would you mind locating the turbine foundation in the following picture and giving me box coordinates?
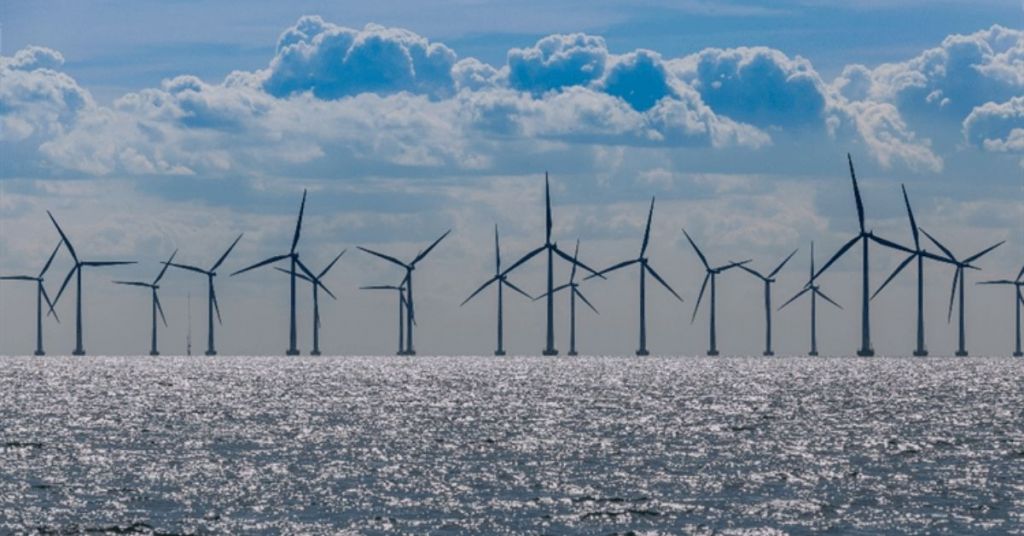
[913,350,928,357]
[494,350,506,356]
[636,349,649,356]
[955,350,968,357]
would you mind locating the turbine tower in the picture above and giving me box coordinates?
[586,197,682,355]
[683,229,750,356]
[361,282,409,355]
[113,250,177,356]
[232,190,318,356]
[920,228,1002,357]
[274,250,345,355]
[164,234,243,355]
[779,242,843,356]
[533,240,598,356]
[0,241,63,356]
[461,225,533,356]
[735,249,799,356]
[498,173,602,356]
[49,211,136,356]
[358,230,451,356]
[812,154,914,357]
[869,185,955,356]
[977,265,1024,357]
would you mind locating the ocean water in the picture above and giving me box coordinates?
[0,355,1021,534]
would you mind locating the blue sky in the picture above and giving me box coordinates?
[0,1,1022,356]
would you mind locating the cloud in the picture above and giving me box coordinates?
[962,96,1024,153]
[0,46,93,143]
[262,16,458,100]
[507,33,608,95]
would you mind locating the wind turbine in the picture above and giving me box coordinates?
[48,211,136,356]
[164,234,243,355]
[735,248,799,356]
[360,282,409,355]
[683,229,750,356]
[273,250,345,355]
[112,251,177,356]
[358,230,451,356]
[461,225,533,356]
[977,265,1024,357]
[0,241,62,356]
[232,189,319,356]
[585,197,682,355]
[779,242,843,356]
[919,228,1002,357]
[812,154,915,357]
[869,185,955,356]
[533,239,598,356]
[498,172,602,356]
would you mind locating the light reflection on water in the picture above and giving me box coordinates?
[0,355,1021,533]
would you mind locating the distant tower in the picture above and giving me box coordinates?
[187,292,193,356]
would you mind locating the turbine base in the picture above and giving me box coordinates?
[310,350,321,356]
[72,349,85,356]
[33,350,45,356]
[955,350,968,357]
[636,349,650,356]
[913,350,928,357]
[405,351,416,356]
[707,350,719,356]
[763,351,774,357]
[1014,351,1023,357]
[542,349,559,356]
[808,351,819,357]
[494,350,506,356]
[286,349,300,356]
[856,349,874,357]
[205,350,217,356]
[149,351,159,356]
[567,351,578,356]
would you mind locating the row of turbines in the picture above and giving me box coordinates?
[3,155,1021,357]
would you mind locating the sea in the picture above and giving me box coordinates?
[0,355,1021,534]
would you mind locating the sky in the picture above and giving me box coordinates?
[0,0,1022,357]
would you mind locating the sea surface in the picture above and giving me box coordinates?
[0,355,1021,534]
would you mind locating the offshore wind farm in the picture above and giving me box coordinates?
[1,4,1023,533]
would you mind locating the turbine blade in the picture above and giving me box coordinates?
[112,280,152,287]
[412,229,451,265]
[691,272,709,324]
[553,244,602,278]
[318,280,337,301]
[778,287,810,311]
[810,241,815,279]
[1017,263,1024,284]
[718,259,752,272]
[0,275,38,281]
[357,246,408,269]
[318,249,347,279]
[901,184,920,250]
[53,266,76,307]
[868,234,913,255]
[532,282,571,301]
[291,189,307,254]
[502,278,533,300]
[494,224,501,273]
[41,285,59,323]
[575,287,599,314]
[231,254,290,276]
[211,233,244,272]
[645,263,683,302]
[39,241,62,278]
[165,261,208,275]
[211,283,222,325]
[815,288,843,309]
[294,257,319,284]
[585,259,638,280]
[461,275,499,306]
[81,261,136,267]
[47,211,77,262]
[735,263,766,280]
[964,241,1004,264]
[274,266,312,283]
[545,172,552,244]
[947,267,960,323]
[155,293,167,327]
[682,229,710,270]
[768,248,799,279]
[640,197,655,256]
[569,238,580,283]
[500,245,546,277]
[813,235,860,280]
[919,227,956,262]
[976,280,1015,285]
[848,153,865,234]
[361,285,400,291]
[871,253,915,300]
[153,250,177,285]
[920,250,956,265]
